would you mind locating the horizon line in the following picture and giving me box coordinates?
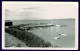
[5,18,75,21]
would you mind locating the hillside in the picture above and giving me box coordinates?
[5,32,27,47]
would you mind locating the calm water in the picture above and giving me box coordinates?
[12,19,75,48]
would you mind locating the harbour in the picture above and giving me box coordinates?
[9,19,75,47]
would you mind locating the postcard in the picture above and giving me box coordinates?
[2,1,79,50]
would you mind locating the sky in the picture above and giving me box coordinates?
[3,2,78,20]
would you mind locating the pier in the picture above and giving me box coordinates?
[9,23,55,31]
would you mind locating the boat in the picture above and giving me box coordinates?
[52,36,60,40]
[55,24,61,27]
[58,33,67,36]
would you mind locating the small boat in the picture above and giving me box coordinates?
[52,36,60,40]
[39,28,42,29]
[58,33,67,36]
[48,23,53,25]
[55,24,61,27]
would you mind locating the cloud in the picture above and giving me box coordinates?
[5,3,78,20]
[22,7,40,10]
[5,9,11,11]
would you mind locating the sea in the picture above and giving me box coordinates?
[11,19,75,48]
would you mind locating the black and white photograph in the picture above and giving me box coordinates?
[2,1,78,50]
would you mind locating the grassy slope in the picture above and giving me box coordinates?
[5,32,27,47]
[5,28,52,47]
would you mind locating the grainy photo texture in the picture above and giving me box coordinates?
[2,1,78,50]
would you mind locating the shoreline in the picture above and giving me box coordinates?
[5,28,52,47]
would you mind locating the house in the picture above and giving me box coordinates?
[5,20,13,28]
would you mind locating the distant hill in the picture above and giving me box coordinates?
[5,18,75,21]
